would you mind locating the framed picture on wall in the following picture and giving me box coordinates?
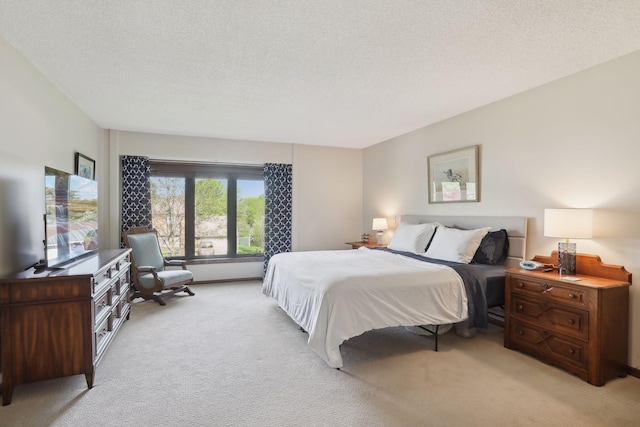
[428,145,479,203]
[75,152,95,180]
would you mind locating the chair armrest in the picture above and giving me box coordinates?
[164,259,188,270]
[133,265,162,284]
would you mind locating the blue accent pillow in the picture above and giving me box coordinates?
[472,229,509,265]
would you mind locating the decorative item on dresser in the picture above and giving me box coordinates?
[0,249,132,405]
[543,208,593,275]
[504,251,631,386]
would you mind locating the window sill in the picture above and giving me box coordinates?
[184,256,263,266]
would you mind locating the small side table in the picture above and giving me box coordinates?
[346,241,387,249]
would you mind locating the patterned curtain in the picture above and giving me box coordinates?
[263,163,293,274]
[120,156,152,247]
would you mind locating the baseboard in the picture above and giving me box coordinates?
[629,366,640,379]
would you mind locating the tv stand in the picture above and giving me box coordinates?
[0,249,132,405]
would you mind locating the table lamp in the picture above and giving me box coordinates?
[372,218,388,246]
[543,208,593,275]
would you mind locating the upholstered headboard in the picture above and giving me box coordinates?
[400,215,528,268]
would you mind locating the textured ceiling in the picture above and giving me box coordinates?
[2,1,640,148]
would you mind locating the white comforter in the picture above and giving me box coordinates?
[262,247,468,368]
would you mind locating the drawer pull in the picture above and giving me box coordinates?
[542,283,548,289]
[568,319,575,325]
[568,293,576,299]
[517,304,523,311]
[568,348,575,354]
[518,330,524,335]
[518,282,524,288]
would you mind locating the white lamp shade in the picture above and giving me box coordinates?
[372,217,388,231]
[544,209,593,239]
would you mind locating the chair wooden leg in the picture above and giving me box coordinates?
[132,284,194,306]
[151,294,167,306]
[133,290,166,306]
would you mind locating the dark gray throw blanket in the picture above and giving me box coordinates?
[374,248,490,328]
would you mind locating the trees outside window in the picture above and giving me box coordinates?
[150,177,185,256]
[237,180,265,254]
[150,162,264,259]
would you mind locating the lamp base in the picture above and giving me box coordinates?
[376,232,383,246]
[558,242,577,275]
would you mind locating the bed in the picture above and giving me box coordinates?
[262,215,528,368]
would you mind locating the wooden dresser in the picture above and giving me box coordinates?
[0,249,131,405]
[504,252,631,386]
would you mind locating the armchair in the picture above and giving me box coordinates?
[122,226,195,305]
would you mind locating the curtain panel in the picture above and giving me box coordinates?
[120,155,152,248]
[263,163,293,274]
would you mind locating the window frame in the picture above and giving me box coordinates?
[150,160,264,261]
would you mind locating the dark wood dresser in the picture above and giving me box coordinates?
[504,252,631,386]
[0,249,131,405]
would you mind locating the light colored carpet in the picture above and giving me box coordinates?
[2,281,639,426]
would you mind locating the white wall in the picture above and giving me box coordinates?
[109,130,363,281]
[362,50,640,369]
[0,36,104,276]
[292,144,363,251]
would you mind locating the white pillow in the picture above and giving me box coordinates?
[387,222,439,253]
[424,226,491,263]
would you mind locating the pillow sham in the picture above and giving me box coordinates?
[472,229,509,265]
[387,222,439,253]
[423,226,491,263]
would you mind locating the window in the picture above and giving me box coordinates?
[150,161,265,259]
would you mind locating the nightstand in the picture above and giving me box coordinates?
[346,241,387,249]
[504,252,631,386]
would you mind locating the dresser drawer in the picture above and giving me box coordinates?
[509,320,588,371]
[510,295,589,340]
[95,316,112,356]
[119,300,131,320]
[114,298,124,318]
[114,273,130,297]
[509,275,589,309]
[92,266,114,293]
[93,288,112,324]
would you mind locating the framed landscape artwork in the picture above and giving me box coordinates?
[428,145,479,203]
[75,152,95,180]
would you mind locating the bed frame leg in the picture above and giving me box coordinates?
[416,324,440,351]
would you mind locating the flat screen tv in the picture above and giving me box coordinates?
[44,166,99,268]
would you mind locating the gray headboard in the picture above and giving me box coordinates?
[400,215,528,268]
